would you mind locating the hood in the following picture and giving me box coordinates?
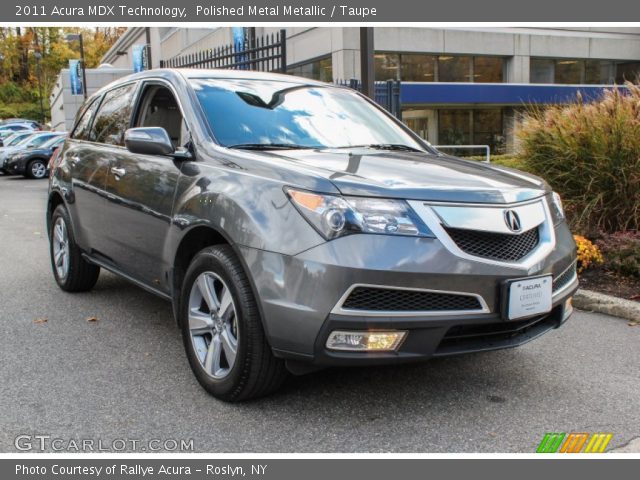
[262,149,548,204]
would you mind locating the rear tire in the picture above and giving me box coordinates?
[180,245,288,401]
[49,205,100,292]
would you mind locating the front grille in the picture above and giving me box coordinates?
[553,262,577,293]
[341,287,483,312]
[444,226,540,261]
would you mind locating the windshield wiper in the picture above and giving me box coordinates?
[333,143,424,152]
[228,143,321,151]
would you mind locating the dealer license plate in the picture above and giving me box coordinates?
[506,275,552,320]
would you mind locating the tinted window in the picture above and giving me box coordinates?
[474,57,503,83]
[287,57,333,82]
[71,98,100,141]
[43,136,66,148]
[438,56,471,82]
[90,83,137,146]
[24,134,58,148]
[5,133,33,145]
[401,54,436,82]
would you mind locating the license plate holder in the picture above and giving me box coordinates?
[501,275,553,320]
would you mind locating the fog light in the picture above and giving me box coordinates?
[326,330,407,352]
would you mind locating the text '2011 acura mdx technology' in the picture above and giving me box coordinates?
[47,69,578,401]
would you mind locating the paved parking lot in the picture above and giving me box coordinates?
[0,174,638,453]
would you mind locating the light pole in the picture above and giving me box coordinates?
[33,51,45,124]
[64,33,88,100]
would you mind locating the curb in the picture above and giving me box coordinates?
[573,289,640,322]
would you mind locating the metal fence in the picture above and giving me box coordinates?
[335,79,402,120]
[160,29,287,73]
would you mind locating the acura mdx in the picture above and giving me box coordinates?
[47,69,578,401]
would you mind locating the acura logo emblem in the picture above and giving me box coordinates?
[504,210,522,232]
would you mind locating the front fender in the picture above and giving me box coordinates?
[169,162,325,256]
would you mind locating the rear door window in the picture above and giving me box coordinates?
[90,83,137,146]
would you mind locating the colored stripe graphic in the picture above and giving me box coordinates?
[537,433,566,453]
[584,433,613,453]
[560,433,589,453]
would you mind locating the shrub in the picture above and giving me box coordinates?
[574,235,604,273]
[596,232,640,278]
[516,83,640,234]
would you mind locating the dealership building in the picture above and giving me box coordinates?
[97,27,640,154]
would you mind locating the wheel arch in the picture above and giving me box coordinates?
[170,224,274,346]
[46,190,66,235]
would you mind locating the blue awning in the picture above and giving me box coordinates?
[400,82,624,106]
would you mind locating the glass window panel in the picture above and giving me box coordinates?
[438,109,471,145]
[555,59,584,84]
[585,60,615,84]
[71,98,100,141]
[615,61,640,84]
[473,109,504,153]
[474,57,504,83]
[288,57,333,82]
[90,83,137,145]
[374,53,400,81]
[438,56,471,82]
[400,54,436,82]
[530,58,555,84]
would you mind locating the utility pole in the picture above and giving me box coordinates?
[360,27,375,99]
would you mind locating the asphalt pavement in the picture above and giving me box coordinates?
[0,174,638,453]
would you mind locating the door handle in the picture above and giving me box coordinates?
[111,167,126,178]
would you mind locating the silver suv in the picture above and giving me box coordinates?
[47,70,578,401]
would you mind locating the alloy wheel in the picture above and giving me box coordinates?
[188,272,239,380]
[52,217,70,280]
[31,161,47,179]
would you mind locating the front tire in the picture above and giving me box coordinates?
[180,245,288,401]
[27,159,47,179]
[49,205,100,292]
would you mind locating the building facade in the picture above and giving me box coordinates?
[101,27,640,153]
[49,66,132,131]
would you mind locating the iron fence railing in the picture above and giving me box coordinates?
[160,29,287,73]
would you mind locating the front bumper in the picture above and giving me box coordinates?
[4,158,27,175]
[238,221,577,366]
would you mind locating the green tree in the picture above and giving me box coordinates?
[0,27,125,123]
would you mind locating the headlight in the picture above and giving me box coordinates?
[549,191,565,225]
[286,188,434,240]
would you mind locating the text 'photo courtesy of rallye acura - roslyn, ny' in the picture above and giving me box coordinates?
[46,69,578,402]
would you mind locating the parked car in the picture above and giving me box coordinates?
[4,134,67,178]
[0,132,42,172]
[1,132,65,173]
[0,131,36,149]
[47,70,578,401]
[0,118,42,129]
[0,123,36,145]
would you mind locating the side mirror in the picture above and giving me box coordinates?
[124,127,176,157]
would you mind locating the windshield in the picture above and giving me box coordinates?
[190,78,429,151]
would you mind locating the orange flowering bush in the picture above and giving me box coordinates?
[574,235,604,273]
